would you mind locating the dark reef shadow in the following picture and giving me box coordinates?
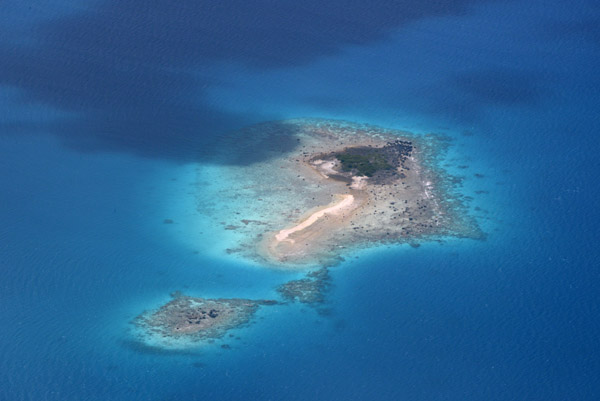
[545,16,600,47]
[424,69,549,128]
[1,0,493,164]
[452,69,547,106]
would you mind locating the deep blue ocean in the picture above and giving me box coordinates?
[1,1,599,400]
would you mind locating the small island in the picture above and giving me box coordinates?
[212,118,482,267]
[132,292,276,349]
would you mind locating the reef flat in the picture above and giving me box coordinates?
[132,292,276,349]
[209,118,483,268]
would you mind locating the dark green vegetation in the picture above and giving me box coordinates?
[314,140,412,184]
[336,151,393,177]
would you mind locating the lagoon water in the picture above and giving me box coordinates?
[1,0,599,400]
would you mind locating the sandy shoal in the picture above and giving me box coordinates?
[275,194,355,242]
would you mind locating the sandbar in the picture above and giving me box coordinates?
[275,194,355,242]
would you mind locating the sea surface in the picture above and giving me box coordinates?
[1,1,599,400]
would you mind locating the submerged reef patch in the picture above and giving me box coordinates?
[277,268,331,304]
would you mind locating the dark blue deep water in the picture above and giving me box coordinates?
[1,1,599,400]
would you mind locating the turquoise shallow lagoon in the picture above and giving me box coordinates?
[1,0,599,400]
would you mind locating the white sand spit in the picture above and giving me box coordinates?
[275,194,354,242]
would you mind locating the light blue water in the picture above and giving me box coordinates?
[1,0,599,400]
